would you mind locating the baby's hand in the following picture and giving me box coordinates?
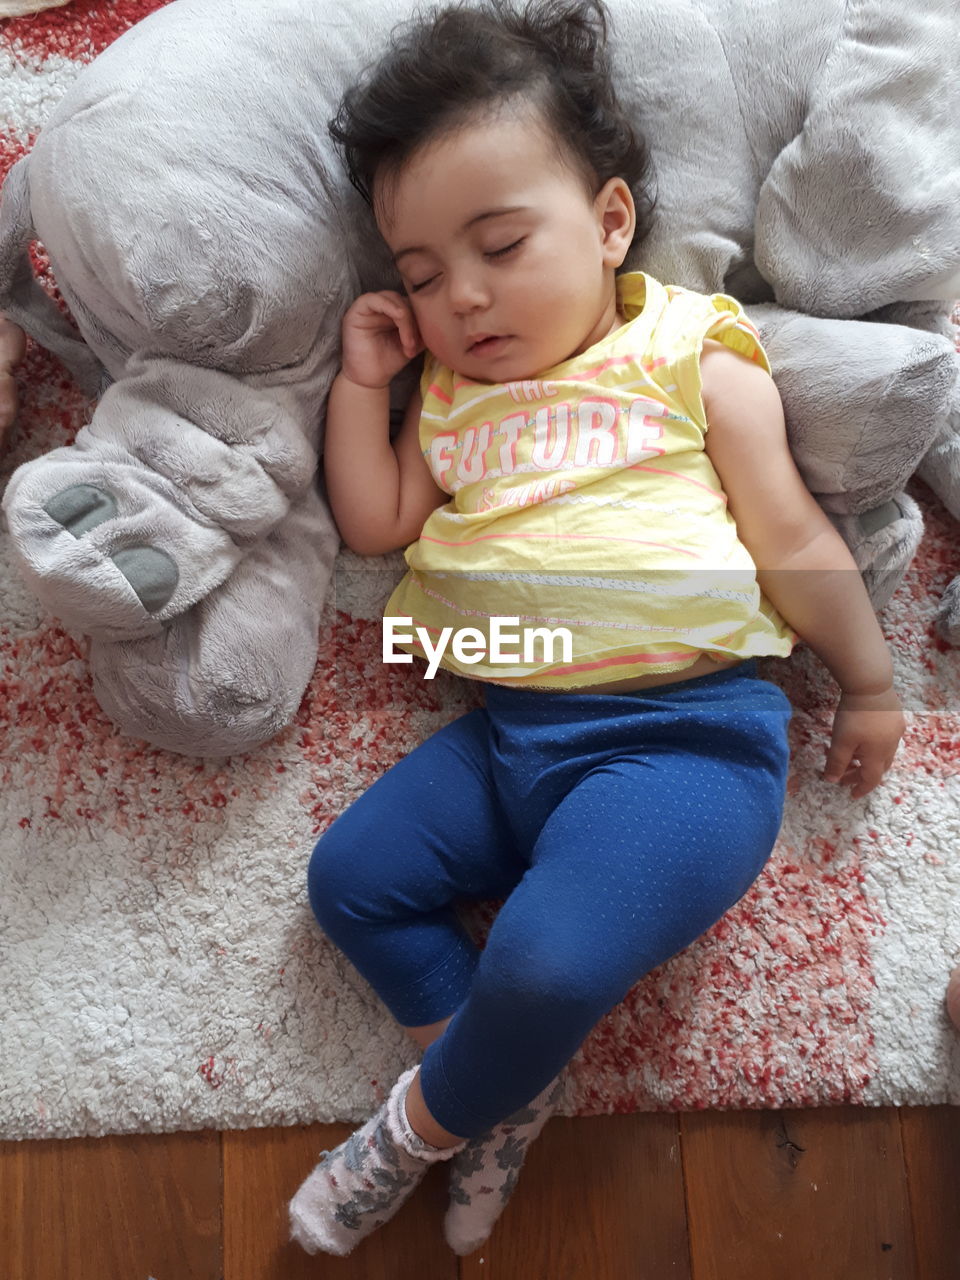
[0,314,27,444]
[340,291,424,390]
[822,686,905,799]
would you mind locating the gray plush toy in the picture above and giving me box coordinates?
[1,0,958,757]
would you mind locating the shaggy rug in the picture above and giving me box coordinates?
[1,0,959,1142]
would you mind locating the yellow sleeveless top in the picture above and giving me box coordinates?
[384,271,796,687]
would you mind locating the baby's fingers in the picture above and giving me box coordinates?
[848,759,885,799]
[827,747,895,799]
[822,738,857,784]
[378,292,423,357]
[352,292,422,357]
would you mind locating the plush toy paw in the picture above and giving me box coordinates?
[916,386,960,642]
[2,355,320,642]
[824,492,924,613]
[88,483,338,756]
[3,444,246,641]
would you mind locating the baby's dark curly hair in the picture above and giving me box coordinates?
[329,0,656,252]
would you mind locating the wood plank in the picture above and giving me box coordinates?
[223,1121,458,1279]
[899,1105,960,1280]
[459,1113,691,1279]
[2,1105,956,1279]
[682,1107,918,1280]
[0,1130,221,1280]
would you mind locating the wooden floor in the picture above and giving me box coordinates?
[2,1105,959,1279]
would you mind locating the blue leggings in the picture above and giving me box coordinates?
[307,661,791,1139]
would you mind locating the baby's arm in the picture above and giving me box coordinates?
[324,292,448,555]
[700,340,905,798]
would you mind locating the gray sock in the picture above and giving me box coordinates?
[289,1066,466,1257]
[444,1074,564,1255]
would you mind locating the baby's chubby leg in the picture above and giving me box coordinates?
[404,1017,462,1147]
[405,1013,565,1256]
[290,709,527,1255]
[422,683,791,1250]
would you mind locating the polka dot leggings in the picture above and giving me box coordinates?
[308,660,791,1139]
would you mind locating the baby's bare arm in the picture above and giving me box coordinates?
[324,291,447,555]
[701,341,904,796]
[700,342,892,689]
[324,379,447,555]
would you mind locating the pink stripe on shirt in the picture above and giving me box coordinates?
[533,648,704,678]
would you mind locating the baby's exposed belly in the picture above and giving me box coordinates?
[552,651,742,694]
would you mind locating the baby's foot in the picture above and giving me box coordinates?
[0,315,27,443]
[289,1066,466,1257]
[444,1074,564,1255]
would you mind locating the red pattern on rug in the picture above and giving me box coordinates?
[0,0,172,62]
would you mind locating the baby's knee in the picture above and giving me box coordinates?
[306,817,365,934]
[306,799,403,940]
[480,928,630,1021]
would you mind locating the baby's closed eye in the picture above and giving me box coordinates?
[485,238,525,260]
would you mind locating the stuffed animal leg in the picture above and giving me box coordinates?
[750,304,957,610]
[867,300,960,644]
[88,479,339,757]
[2,355,319,642]
[916,392,960,644]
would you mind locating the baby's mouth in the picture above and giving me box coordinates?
[468,334,511,356]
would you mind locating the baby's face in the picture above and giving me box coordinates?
[375,109,633,383]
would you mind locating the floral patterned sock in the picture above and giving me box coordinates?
[289,1066,466,1257]
[444,1074,564,1255]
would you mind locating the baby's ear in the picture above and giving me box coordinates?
[597,178,636,267]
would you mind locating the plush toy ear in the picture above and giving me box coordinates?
[754,3,960,316]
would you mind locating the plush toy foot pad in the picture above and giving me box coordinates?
[43,483,180,613]
[2,448,245,641]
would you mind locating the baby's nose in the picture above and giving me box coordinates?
[449,270,491,315]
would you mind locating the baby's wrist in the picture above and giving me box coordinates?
[836,650,895,700]
[837,684,900,709]
[336,369,391,394]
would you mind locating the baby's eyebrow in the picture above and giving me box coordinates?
[392,206,529,265]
